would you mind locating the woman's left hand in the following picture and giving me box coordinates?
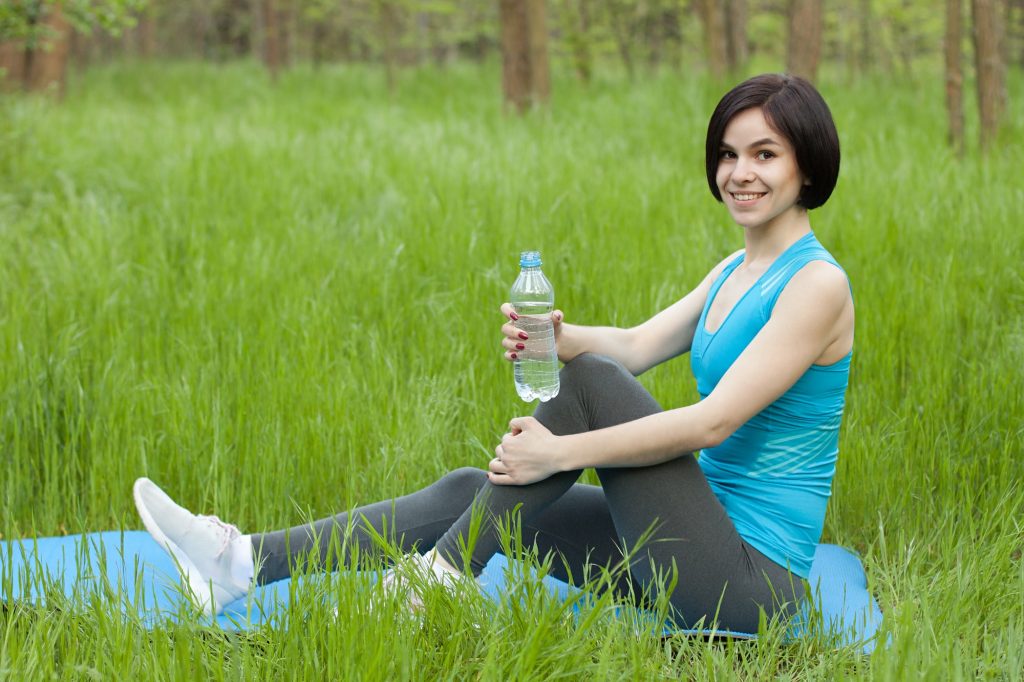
[488,416,564,486]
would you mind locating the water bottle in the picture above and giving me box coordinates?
[510,250,560,402]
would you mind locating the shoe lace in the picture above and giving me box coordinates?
[198,515,241,558]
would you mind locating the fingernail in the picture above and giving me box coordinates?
[510,312,519,321]
[510,352,518,360]
[518,332,528,340]
[515,343,525,350]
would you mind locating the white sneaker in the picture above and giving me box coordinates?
[379,549,476,611]
[133,477,253,616]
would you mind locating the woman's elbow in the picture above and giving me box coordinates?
[700,412,738,449]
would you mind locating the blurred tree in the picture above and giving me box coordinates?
[499,0,549,113]
[725,0,748,73]
[945,0,965,156]
[0,0,144,93]
[697,0,727,78]
[527,0,549,101]
[262,0,283,79]
[603,0,636,78]
[377,0,401,92]
[972,0,1007,149]
[786,0,822,82]
[553,0,593,83]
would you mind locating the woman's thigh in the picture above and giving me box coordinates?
[539,353,803,630]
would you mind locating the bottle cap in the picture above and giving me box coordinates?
[519,251,542,268]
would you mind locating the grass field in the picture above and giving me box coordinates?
[1,61,1022,679]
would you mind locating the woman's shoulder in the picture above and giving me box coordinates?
[705,248,745,283]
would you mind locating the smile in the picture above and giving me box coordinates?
[731,192,766,202]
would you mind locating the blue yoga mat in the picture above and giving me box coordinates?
[1,531,882,654]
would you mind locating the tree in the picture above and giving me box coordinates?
[697,0,727,78]
[945,0,965,156]
[787,0,823,82]
[554,0,593,84]
[972,0,1007,149]
[262,0,282,79]
[0,0,144,93]
[725,0,748,73]
[498,0,549,113]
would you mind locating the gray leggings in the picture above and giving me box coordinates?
[252,353,804,631]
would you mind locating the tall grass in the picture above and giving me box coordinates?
[1,60,1022,678]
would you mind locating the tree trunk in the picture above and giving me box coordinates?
[27,3,71,95]
[380,1,400,94]
[972,0,1007,149]
[0,40,26,92]
[312,19,326,69]
[500,0,531,113]
[605,0,635,79]
[278,0,292,67]
[1017,0,1024,66]
[858,0,872,74]
[787,0,823,82]
[725,0,749,73]
[137,6,157,58]
[946,0,965,156]
[526,0,550,104]
[262,0,282,80]
[698,0,728,79]
[567,0,593,84]
[499,0,550,112]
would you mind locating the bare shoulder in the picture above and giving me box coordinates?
[778,260,853,318]
[701,248,745,287]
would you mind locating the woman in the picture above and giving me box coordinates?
[134,73,852,633]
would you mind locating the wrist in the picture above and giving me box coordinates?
[555,433,580,472]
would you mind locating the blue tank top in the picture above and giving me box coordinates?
[690,231,851,578]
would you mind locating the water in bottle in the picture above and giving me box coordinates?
[510,250,560,402]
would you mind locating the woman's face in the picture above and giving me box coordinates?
[715,107,807,232]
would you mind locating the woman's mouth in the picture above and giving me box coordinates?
[731,192,766,204]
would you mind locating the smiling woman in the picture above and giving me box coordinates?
[133,73,856,635]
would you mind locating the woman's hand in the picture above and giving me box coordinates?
[500,303,564,362]
[488,417,564,486]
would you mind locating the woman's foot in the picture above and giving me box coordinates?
[133,477,254,615]
[381,548,476,610]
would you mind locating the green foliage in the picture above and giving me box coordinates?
[0,0,147,47]
[0,61,1022,678]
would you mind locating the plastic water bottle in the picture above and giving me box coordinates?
[511,250,560,402]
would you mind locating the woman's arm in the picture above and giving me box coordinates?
[500,251,739,376]
[489,261,853,484]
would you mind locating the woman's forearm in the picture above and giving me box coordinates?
[557,323,646,374]
[556,403,727,471]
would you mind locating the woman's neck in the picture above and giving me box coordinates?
[740,210,812,269]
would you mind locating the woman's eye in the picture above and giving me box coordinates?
[720,150,736,159]
[756,150,775,160]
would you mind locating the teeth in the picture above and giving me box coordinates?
[733,193,765,201]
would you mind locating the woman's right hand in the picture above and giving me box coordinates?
[500,302,564,362]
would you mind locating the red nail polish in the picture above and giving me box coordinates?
[510,312,519,321]
[516,343,525,350]
[510,352,518,360]
[519,332,528,340]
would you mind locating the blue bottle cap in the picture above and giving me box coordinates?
[519,251,542,267]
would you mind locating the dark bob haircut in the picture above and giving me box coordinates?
[705,74,840,210]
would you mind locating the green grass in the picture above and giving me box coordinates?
[1,60,1022,679]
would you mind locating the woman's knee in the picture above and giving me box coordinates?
[436,466,488,494]
[561,352,632,384]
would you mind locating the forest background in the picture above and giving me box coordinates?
[1,0,1022,679]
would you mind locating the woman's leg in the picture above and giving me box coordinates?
[436,353,803,632]
[251,467,487,584]
[431,353,665,575]
[254,353,656,584]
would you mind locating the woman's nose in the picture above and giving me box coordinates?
[733,156,756,182]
